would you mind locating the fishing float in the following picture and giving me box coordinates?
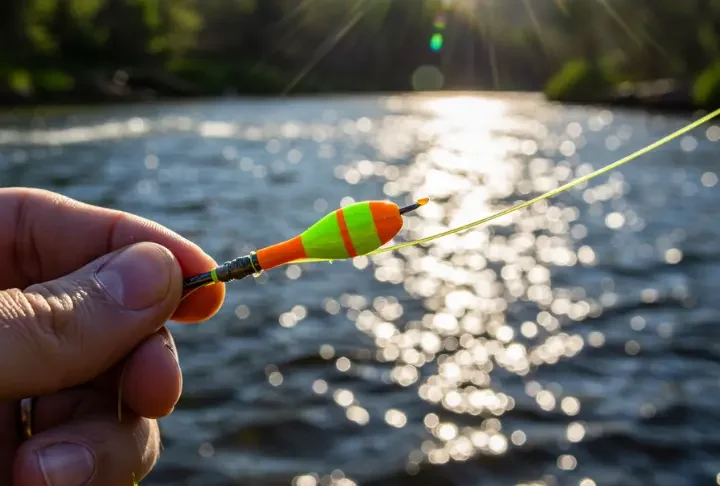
[182,198,429,293]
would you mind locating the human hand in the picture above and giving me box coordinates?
[0,187,225,485]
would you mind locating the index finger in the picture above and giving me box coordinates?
[0,187,224,323]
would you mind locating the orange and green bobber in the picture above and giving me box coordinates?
[182,198,428,292]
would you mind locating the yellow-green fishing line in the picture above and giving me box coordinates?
[361,107,720,256]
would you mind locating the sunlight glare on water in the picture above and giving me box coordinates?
[301,94,719,485]
[322,94,605,481]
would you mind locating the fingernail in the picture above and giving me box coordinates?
[95,243,174,310]
[37,442,95,486]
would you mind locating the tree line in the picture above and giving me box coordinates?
[1,0,719,107]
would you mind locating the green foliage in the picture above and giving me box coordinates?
[1,67,74,96]
[166,58,328,94]
[70,0,103,24]
[598,51,628,84]
[166,59,229,93]
[131,0,160,29]
[692,60,720,108]
[699,22,720,57]
[544,59,612,101]
[36,69,74,92]
[2,0,720,102]
[165,4,203,54]
[25,0,59,53]
[26,24,57,53]
[8,69,33,94]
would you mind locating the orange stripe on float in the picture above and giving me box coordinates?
[336,209,358,257]
[256,235,307,270]
[369,201,401,244]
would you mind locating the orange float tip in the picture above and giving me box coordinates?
[399,197,429,215]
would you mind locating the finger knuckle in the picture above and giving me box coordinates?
[0,280,98,384]
[28,279,97,345]
[0,288,54,343]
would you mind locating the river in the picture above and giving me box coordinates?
[1,93,719,486]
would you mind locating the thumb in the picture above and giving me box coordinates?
[0,242,182,401]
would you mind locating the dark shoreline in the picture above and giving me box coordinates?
[0,91,711,117]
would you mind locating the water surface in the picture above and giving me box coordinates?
[1,93,720,486]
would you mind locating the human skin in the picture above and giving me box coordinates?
[0,187,225,486]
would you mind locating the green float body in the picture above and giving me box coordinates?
[255,200,403,270]
[297,200,403,261]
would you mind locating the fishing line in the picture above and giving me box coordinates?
[365,107,720,255]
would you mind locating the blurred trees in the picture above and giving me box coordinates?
[1,0,719,107]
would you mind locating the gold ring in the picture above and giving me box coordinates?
[19,397,33,440]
